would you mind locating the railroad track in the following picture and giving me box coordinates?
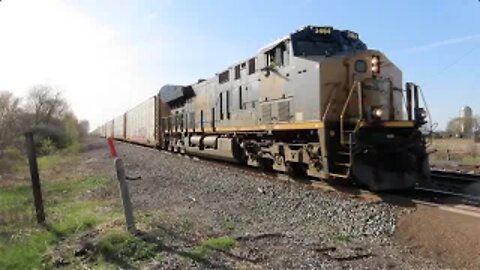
[431,169,480,183]
[193,151,480,208]
[412,187,480,207]
[428,169,480,196]
[127,141,480,212]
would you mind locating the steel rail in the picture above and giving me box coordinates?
[431,170,480,181]
[414,186,480,205]
[431,170,480,183]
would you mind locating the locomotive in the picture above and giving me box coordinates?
[97,26,431,191]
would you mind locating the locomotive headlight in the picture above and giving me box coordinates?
[371,56,380,74]
[372,107,383,118]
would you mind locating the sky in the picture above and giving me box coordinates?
[0,0,479,130]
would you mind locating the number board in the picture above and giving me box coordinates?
[346,31,359,40]
[313,26,333,35]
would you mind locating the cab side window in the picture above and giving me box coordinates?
[266,42,289,67]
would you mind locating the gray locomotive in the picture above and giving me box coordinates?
[98,26,431,191]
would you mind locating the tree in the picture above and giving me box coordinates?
[446,117,462,135]
[26,85,68,125]
[446,116,478,137]
[0,91,22,149]
[475,115,480,132]
[78,120,90,138]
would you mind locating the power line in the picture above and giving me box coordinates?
[431,44,479,78]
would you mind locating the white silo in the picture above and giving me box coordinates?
[460,106,473,136]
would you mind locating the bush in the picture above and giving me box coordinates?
[39,138,56,156]
[0,147,25,174]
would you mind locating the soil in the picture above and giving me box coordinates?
[395,204,480,269]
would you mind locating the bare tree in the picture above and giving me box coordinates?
[475,115,480,132]
[78,120,90,138]
[0,91,22,149]
[26,85,68,125]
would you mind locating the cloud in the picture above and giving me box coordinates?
[0,0,154,128]
[399,34,480,54]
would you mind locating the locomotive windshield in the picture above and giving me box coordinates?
[291,26,367,57]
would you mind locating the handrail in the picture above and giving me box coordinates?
[340,81,362,145]
[321,85,339,122]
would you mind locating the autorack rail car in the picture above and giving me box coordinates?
[93,25,431,191]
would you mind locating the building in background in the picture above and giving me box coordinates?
[459,106,474,137]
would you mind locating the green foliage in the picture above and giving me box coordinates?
[201,236,235,250]
[37,153,62,170]
[65,141,82,154]
[0,146,25,173]
[0,230,55,269]
[63,114,80,146]
[0,175,116,269]
[48,202,105,237]
[96,231,157,264]
[223,220,235,231]
[39,138,57,156]
[446,116,478,136]
[189,236,235,259]
[332,232,350,242]
[0,88,89,175]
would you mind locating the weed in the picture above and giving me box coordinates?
[96,231,157,265]
[47,201,110,237]
[332,232,350,242]
[223,220,235,230]
[202,236,235,250]
[188,236,235,259]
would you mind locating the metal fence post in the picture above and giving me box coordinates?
[24,132,46,224]
[114,158,136,233]
[107,137,136,233]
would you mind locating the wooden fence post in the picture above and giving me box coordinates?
[25,132,46,224]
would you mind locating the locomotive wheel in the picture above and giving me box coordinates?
[287,162,307,178]
[258,158,273,171]
[348,174,368,189]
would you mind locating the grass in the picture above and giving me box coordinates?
[36,141,82,171]
[0,174,118,269]
[332,232,350,242]
[48,201,114,237]
[37,154,63,170]
[188,236,236,259]
[461,156,480,165]
[95,231,158,266]
[0,230,56,269]
[429,138,480,162]
[223,220,235,231]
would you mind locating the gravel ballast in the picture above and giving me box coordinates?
[92,139,441,269]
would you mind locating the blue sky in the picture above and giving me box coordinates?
[1,0,479,129]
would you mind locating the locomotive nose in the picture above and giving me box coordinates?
[346,52,403,122]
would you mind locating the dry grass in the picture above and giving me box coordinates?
[428,138,480,163]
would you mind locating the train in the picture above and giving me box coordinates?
[92,25,431,191]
